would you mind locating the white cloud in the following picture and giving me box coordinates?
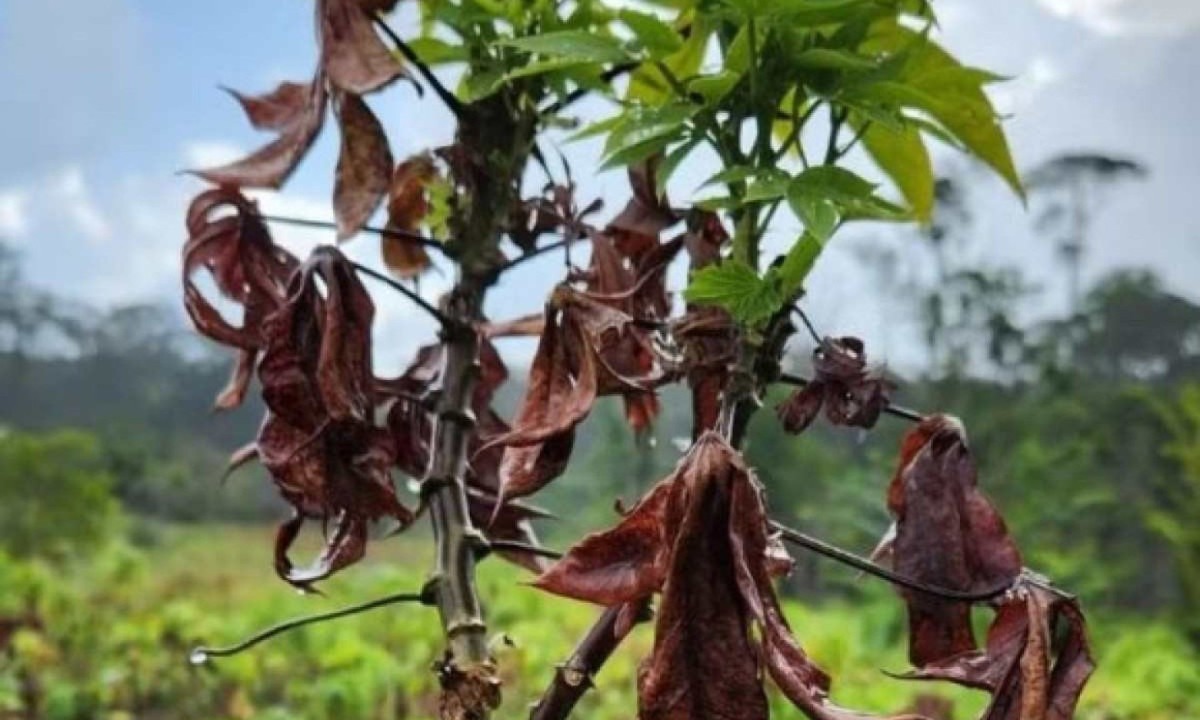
[1037,0,1200,36]
[0,190,30,240]
[55,167,113,244]
[183,141,246,171]
[991,55,1064,114]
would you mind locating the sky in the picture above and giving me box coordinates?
[0,0,1197,373]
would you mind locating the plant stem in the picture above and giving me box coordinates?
[425,292,500,716]
[373,14,467,118]
[352,262,451,327]
[256,212,448,251]
[191,592,426,661]
[770,522,1014,602]
[529,601,652,720]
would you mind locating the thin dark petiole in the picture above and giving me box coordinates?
[371,15,467,118]
[770,521,1012,602]
[256,213,447,251]
[791,306,823,345]
[189,591,426,663]
[351,262,452,328]
[487,540,564,560]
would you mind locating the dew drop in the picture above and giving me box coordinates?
[189,649,210,666]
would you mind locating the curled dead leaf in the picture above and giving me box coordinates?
[333,92,394,239]
[777,336,894,434]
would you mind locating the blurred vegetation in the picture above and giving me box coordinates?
[1,156,1199,716]
[0,529,1196,720]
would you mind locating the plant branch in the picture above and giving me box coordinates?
[492,234,592,278]
[351,262,453,328]
[770,521,1014,603]
[190,591,427,662]
[791,306,822,345]
[256,213,450,251]
[486,540,563,561]
[529,600,652,720]
[372,14,467,118]
[823,106,848,165]
[541,62,639,117]
[778,372,926,423]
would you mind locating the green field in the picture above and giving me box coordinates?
[0,524,1196,720]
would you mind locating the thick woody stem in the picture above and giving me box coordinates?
[422,287,506,720]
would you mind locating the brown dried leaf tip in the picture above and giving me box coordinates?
[883,415,1094,720]
[535,433,919,720]
[777,336,894,433]
[255,246,413,591]
[194,0,403,238]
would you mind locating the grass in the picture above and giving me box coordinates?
[0,523,1196,719]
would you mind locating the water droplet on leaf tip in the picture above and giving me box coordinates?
[189,649,209,666]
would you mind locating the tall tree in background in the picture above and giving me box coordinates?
[1026,153,1147,315]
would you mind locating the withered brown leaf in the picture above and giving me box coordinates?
[885,415,1024,666]
[196,75,328,189]
[333,92,394,239]
[777,336,894,434]
[381,153,437,277]
[608,158,678,260]
[255,246,412,589]
[536,433,919,720]
[485,287,663,501]
[896,578,1094,720]
[318,0,406,95]
[182,188,297,409]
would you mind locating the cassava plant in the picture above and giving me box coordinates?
[181,0,1094,718]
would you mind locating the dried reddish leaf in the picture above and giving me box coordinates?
[181,188,297,409]
[486,287,664,500]
[608,158,678,260]
[777,337,894,434]
[333,92,393,239]
[380,153,437,277]
[223,81,312,131]
[537,434,917,720]
[885,415,1023,666]
[896,579,1094,720]
[672,307,737,438]
[254,246,411,589]
[318,0,406,95]
[196,76,327,189]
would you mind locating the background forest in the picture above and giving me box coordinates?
[2,150,1199,717]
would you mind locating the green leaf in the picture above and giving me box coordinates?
[744,169,793,202]
[774,233,825,296]
[786,165,908,236]
[855,116,934,222]
[794,48,879,72]
[628,17,710,103]
[688,71,743,104]
[499,31,632,64]
[619,9,683,57]
[787,190,840,242]
[505,57,594,81]
[685,260,783,326]
[767,0,877,24]
[603,103,695,156]
[701,165,758,187]
[656,135,703,189]
[855,22,1024,198]
[405,37,468,65]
